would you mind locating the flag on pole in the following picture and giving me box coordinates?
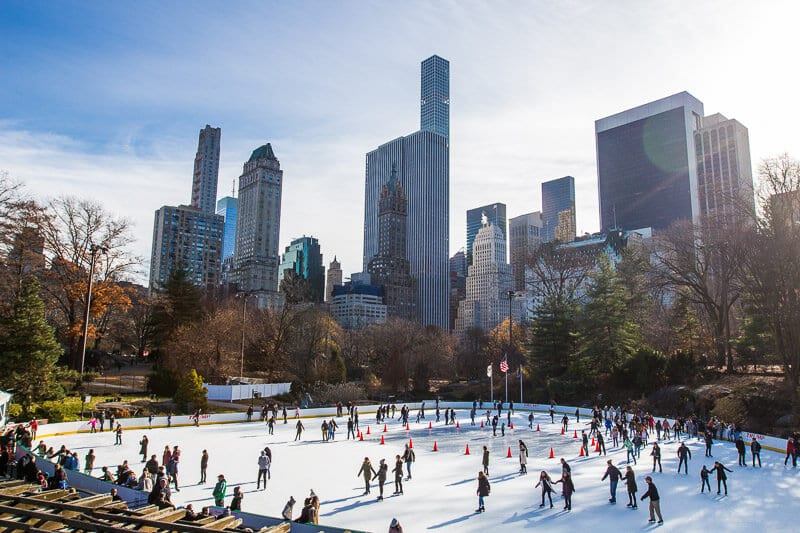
[500,355,509,373]
[486,364,492,377]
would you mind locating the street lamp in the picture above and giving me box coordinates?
[79,243,107,419]
[237,293,254,379]
[505,290,522,403]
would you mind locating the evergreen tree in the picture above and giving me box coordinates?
[529,296,579,381]
[174,368,208,411]
[0,277,64,414]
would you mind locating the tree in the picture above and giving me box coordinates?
[174,369,208,411]
[0,277,65,414]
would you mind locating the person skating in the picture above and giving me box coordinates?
[388,517,404,533]
[139,435,148,462]
[391,455,404,495]
[357,457,376,495]
[677,441,692,474]
[257,451,269,490]
[534,470,555,508]
[561,414,569,432]
[482,446,490,476]
[650,442,662,473]
[735,435,747,466]
[230,486,243,511]
[475,470,490,512]
[713,461,732,495]
[518,440,528,474]
[402,443,415,480]
[200,450,208,484]
[785,437,796,467]
[582,431,589,456]
[114,423,123,445]
[167,453,179,491]
[601,459,622,503]
[704,431,713,457]
[295,419,305,441]
[624,436,637,465]
[597,432,606,455]
[624,465,638,508]
[751,438,762,467]
[267,416,275,435]
[282,496,296,520]
[213,474,226,506]
[528,412,534,429]
[84,449,96,474]
[373,459,388,500]
[554,470,575,510]
[700,465,711,493]
[640,476,663,524]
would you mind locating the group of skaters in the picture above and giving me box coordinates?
[355,443,416,501]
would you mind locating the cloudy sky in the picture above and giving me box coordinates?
[2,1,799,283]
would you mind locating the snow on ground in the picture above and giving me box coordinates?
[49,409,799,532]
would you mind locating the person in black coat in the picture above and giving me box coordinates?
[677,442,692,474]
[751,439,762,467]
[735,436,747,466]
[713,461,732,495]
[624,465,638,508]
[650,443,662,473]
[700,465,711,493]
[476,471,490,513]
[534,470,555,508]
[640,476,662,523]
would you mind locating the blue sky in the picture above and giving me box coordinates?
[2,1,800,282]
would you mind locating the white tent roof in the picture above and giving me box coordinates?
[0,390,10,405]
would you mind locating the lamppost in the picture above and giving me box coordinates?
[505,290,522,404]
[80,243,107,419]
[238,293,254,379]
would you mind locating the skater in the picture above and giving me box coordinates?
[257,451,269,490]
[357,457,376,495]
[282,496,296,520]
[482,446,490,476]
[347,418,355,440]
[84,449,95,474]
[267,416,275,435]
[677,442,692,474]
[329,418,337,440]
[597,432,606,455]
[295,419,305,441]
[704,431,713,457]
[213,474,226,507]
[475,471,490,512]
[640,476,663,524]
[391,455,404,495]
[582,431,589,456]
[230,486,243,511]
[114,423,123,445]
[534,470,555,508]
[554,470,575,510]
[167,454,179,491]
[785,437,796,467]
[624,436,636,464]
[518,440,528,474]
[148,414,153,429]
[650,442,662,472]
[139,435,149,462]
[549,405,555,423]
[528,412,534,429]
[200,450,208,484]
[561,414,569,432]
[735,435,747,466]
[321,420,329,442]
[402,443,415,480]
[373,459,388,500]
[751,438,762,467]
[624,465,638,508]
[601,459,622,503]
[700,465,711,493]
[713,461,732,495]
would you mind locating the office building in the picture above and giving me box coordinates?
[509,211,542,292]
[232,143,283,297]
[149,205,224,293]
[363,55,450,329]
[330,282,387,330]
[421,55,450,138]
[326,256,342,303]
[278,236,325,303]
[596,91,704,232]
[368,165,416,321]
[215,196,238,260]
[694,113,755,223]
[191,125,221,215]
[466,203,506,265]
[541,176,575,243]
[449,250,466,332]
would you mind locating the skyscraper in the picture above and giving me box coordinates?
[368,165,416,321]
[191,125,221,215]
[326,256,342,303]
[278,236,325,303]
[466,203,506,265]
[596,91,704,232]
[694,113,755,222]
[363,55,450,329]
[509,211,542,292]
[421,55,450,138]
[215,196,238,260]
[232,143,283,297]
[541,176,575,243]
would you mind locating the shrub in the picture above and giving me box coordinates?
[313,383,365,405]
[7,403,23,420]
[36,400,70,422]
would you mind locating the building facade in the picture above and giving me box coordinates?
[421,55,450,138]
[509,211,542,292]
[149,205,224,293]
[191,125,221,215]
[325,256,342,303]
[466,203,506,265]
[596,91,704,232]
[215,196,238,260]
[694,113,755,223]
[330,283,387,329]
[278,236,325,303]
[449,250,466,332]
[541,176,575,243]
[232,143,283,296]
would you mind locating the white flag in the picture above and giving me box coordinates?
[487,364,492,377]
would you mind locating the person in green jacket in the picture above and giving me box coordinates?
[213,474,227,506]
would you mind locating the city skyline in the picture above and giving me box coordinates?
[2,1,800,283]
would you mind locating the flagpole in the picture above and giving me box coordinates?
[519,367,523,404]
[490,372,493,404]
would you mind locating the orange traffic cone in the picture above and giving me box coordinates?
[359,431,364,441]
[456,421,460,429]
[536,423,540,432]
[591,436,595,446]
[561,427,565,435]
[465,443,471,455]
[406,423,410,431]
[506,447,512,458]
[509,422,514,429]
[595,441,600,452]
[380,435,385,445]
[428,421,432,429]
[579,446,585,457]
[409,438,413,449]
[383,424,387,433]
[548,447,555,459]
[573,430,577,439]
[433,441,438,452]
[367,426,371,435]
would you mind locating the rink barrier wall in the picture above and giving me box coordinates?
[203,382,292,401]
[32,401,789,454]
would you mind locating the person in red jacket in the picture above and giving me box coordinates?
[785,438,796,467]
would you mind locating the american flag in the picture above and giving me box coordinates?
[500,355,509,373]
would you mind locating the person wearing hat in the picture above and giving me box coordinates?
[601,459,622,503]
[388,517,403,533]
[356,457,376,495]
[640,476,662,524]
[212,474,227,507]
[373,459,388,500]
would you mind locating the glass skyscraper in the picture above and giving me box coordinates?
[421,55,450,138]
[215,196,238,260]
[278,236,325,303]
[466,203,506,265]
[541,176,576,243]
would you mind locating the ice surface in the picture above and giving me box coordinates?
[49,409,800,532]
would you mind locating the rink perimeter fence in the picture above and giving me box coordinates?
[203,382,292,402]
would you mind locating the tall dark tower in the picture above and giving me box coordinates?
[368,164,416,321]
